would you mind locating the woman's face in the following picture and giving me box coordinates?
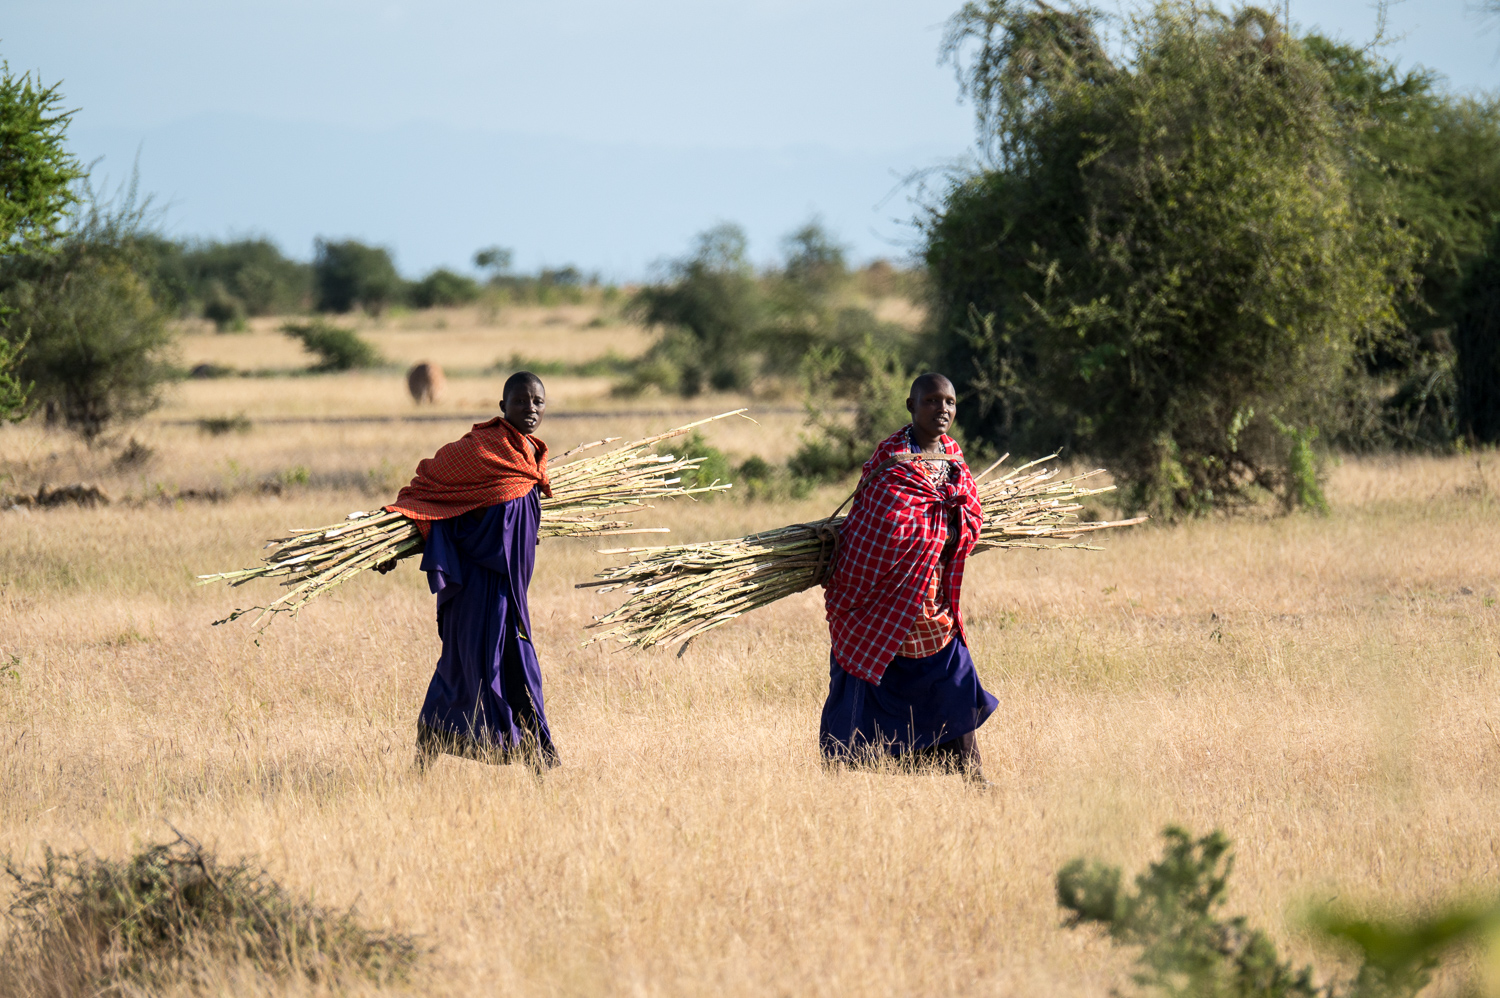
[502,379,546,434]
[907,378,956,443]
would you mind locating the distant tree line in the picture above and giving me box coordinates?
[8,2,1495,511]
[619,219,930,488]
[923,0,1500,516]
[0,51,625,442]
[0,43,923,451]
[134,236,608,330]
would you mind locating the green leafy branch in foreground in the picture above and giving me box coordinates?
[1058,826,1500,998]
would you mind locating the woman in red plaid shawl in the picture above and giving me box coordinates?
[820,373,998,781]
[386,372,558,771]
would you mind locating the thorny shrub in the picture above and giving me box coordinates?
[0,832,419,996]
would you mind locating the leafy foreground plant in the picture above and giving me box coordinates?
[0,832,418,996]
[1058,826,1500,998]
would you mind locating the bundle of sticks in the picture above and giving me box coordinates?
[579,454,1146,652]
[198,411,745,627]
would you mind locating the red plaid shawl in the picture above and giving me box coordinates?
[823,427,983,684]
[386,417,551,539]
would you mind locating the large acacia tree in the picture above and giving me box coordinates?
[926,2,1415,515]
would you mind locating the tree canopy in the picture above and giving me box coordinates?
[626,223,765,395]
[0,63,82,261]
[313,238,403,315]
[926,1,1423,515]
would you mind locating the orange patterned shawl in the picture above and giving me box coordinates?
[386,417,551,539]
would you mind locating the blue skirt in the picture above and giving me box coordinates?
[819,638,998,760]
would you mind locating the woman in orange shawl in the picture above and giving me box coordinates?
[386,372,557,770]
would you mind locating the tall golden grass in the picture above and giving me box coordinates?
[1,324,1498,994]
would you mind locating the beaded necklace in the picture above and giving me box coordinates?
[907,426,952,487]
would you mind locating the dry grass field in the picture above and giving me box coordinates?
[182,305,656,373]
[1,308,1498,995]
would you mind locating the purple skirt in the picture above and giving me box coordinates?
[819,638,997,760]
[416,490,556,765]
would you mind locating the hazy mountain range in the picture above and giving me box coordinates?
[73,114,970,280]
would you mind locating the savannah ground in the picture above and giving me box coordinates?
[1,303,1498,996]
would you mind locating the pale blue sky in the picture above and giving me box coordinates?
[6,1,1498,278]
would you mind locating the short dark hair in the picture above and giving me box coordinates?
[908,372,953,400]
[503,371,544,399]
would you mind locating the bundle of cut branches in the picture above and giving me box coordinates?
[579,454,1146,652]
[199,411,745,626]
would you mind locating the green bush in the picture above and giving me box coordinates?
[758,222,915,389]
[499,350,632,379]
[474,246,598,307]
[1270,418,1329,515]
[735,455,781,500]
[281,318,383,371]
[202,239,309,317]
[611,328,705,397]
[780,219,847,298]
[1058,826,1499,998]
[623,220,920,401]
[0,833,418,993]
[788,342,915,484]
[627,224,764,395]
[200,279,247,331]
[197,413,252,436]
[1286,40,1500,456]
[1,183,177,442]
[313,238,404,314]
[929,2,1415,517]
[410,267,481,308]
[785,437,848,485]
[1059,827,1323,997]
[675,431,733,495]
[5,258,175,440]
